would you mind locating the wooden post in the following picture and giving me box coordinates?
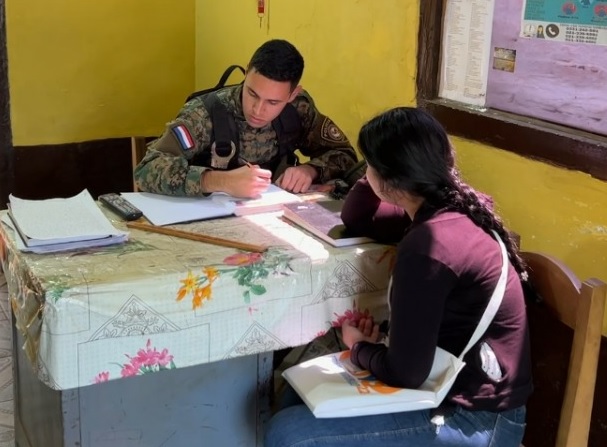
[130,137,147,191]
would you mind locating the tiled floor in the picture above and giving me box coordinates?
[0,273,15,447]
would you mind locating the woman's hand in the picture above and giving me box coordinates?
[341,317,380,349]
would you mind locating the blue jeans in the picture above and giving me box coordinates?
[264,400,526,447]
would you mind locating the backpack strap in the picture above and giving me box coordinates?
[273,104,301,159]
[201,93,239,169]
[185,65,245,103]
[260,104,302,173]
[215,65,246,90]
[190,92,303,172]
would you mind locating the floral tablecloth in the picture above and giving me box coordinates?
[0,209,394,390]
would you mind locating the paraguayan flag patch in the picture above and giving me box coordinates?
[171,124,195,151]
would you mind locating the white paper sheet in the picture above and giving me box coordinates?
[8,190,127,246]
[120,192,236,226]
[439,0,495,106]
[2,189,128,253]
[212,184,301,216]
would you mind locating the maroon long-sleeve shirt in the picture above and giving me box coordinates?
[341,179,532,411]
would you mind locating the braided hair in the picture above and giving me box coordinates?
[357,107,527,280]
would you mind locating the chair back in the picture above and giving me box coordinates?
[521,251,606,447]
[131,136,148,191]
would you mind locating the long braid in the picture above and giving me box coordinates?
[442,175,527,281]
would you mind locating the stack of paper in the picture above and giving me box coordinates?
[6,190,128,254]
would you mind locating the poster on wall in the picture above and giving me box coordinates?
[439,0,495,106]
[521,0,607,46]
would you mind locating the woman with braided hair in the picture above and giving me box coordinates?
[264,107,531,447]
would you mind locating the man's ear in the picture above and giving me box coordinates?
[288,85,303,102]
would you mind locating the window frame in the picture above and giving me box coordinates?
[417,0,607,182]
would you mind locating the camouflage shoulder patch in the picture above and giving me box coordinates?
[320,117,348,143]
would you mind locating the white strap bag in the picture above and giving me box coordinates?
[283,231,509,418]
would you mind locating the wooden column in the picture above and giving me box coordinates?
[0,0,13,210]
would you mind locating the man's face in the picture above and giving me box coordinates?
[242,68,301,128]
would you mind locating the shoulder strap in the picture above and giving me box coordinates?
[185,65,245,103]
[458,231,509,360]
[195,91,301,170]
[201,93,240,167]
[215,65,245,90]
[271,103,302,159]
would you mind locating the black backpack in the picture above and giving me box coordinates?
[185,65,246,103]
[186,65,302,176]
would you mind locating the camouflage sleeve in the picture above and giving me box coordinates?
[133,99,214,196]
[293,91,358,183]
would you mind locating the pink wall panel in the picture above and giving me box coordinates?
[486,0,607,136]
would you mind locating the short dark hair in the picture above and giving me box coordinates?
[248,39,304,90]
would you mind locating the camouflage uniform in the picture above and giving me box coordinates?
[134,84,358,196]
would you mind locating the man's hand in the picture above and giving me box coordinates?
[275,164,318,193]
[341,317,380,349]
[201,165,272,198]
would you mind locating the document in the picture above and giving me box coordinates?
[212,184,301,216]
[7,190,128,253]
[121,185,301,226]
[120,192,236,226]
[439,0,495,106]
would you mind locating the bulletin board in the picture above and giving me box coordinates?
[486,0,607,136]
[418,0,607,181]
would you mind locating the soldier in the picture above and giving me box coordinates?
[134,39,358,198]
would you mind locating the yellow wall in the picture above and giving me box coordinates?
[194,0,417,146]
[457,139,607,336]
[6,0,195,145]
[195,0,607,328]
[456,138,607,278]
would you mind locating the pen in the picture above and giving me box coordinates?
[239,156,271,184]
[239,156,253,168]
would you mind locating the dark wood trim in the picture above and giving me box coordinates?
[0,0,13,210]
[416,0,607,182]
[416,0,444,101]
[13,138,140,200]
[425,100,607,181]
